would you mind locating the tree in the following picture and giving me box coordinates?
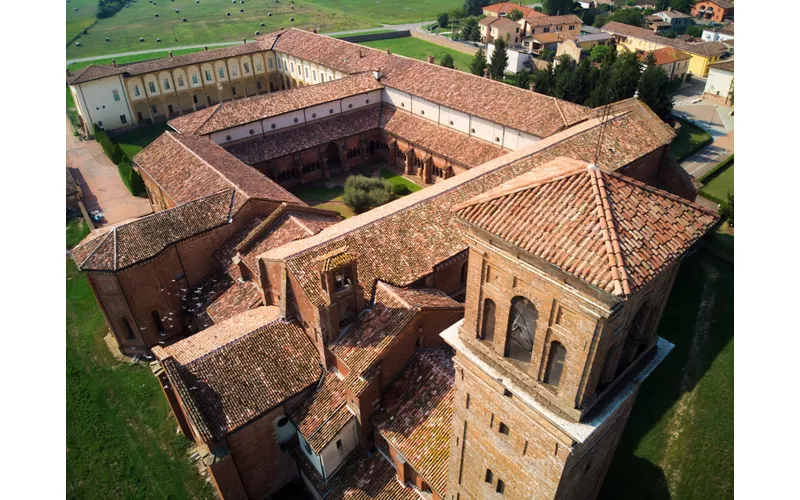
[508,8,524,21]
[598,8,646,28]
[469,23,482,42]
[450,7,467,19]
[441,53,455,69]
[460,17,478,40]
[608,51,642,100]
[534,6,543,12]
[469,47,488,76]
[720,193,733,227]
[488,37,509,80]
[637,52,674,120]
[543,0,573,15]
[515,69,532,89]
[589,44,611,63]
[531,64,555,95]
[552,55,577,100]
[541,48,556,62]
[685,25,703,38]
[342,175,394,213]
[669,0,695,14]
[463,0,490,16]
[437,12,450,29]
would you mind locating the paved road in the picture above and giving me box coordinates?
[66,117,152,226]
[66,22,433,65]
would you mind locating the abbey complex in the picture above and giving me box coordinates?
[69,28,718,500]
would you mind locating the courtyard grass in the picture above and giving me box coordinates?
[114,123,172,159]
[601,249,733,499]
[669,117,713,162]
[699,160,734,206]
[359,36,473,72]
[67,219,91,250]
[380,168,423,192]
[66,259,214,499]
[66,0,461,59]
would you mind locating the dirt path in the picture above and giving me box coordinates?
[660,262,720,492]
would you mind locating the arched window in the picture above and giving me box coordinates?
[481,299,496,342]
[152,310,165,334]
[460,261,469,286]
[505,296,537,363]
[544,342,567,388]
[120,317,135,340]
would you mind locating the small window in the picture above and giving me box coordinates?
[498,422,509,435]
[496,479,505,494]
[177,76,185,87]
[503,389,512,398]
[321,73,326,82]
[544,342,567,388]
[97,121,103,127]
[226,135,232,141]
[485,469,493,483]
[163,78,170,90]
[148,81,157,93]
[313,70,317,81]
[293,117,299,123]
[249,129,255,135]
[231,65,238,77]
[205,70,212,81]
[193,95,198,104]
[133,85,141,97]
[112,89,120,101]
[120,317,135,340]
[151,104,157,114]
[243,62,250,73]
[192,73,199,85]
[334,268,353,292]
[218,67,225,78]
[232,86,236,96]
[336,439,343,449]
[120,115,127,124]
[305,67,309,77]
[291,62,295,72]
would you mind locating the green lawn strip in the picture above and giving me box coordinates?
[380,168,422,192]
[67,48,206,72]
[669,117,712,162]
[331,29,397,39]
[114,123,172,159]
[67,86,76,109]
[292,184,345,202]
[600,251,733,499]
[359,37,473,72]
[699,157,733,206]
[67,219,91,250]
[66,260,214,499]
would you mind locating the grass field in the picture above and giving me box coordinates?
[380,168,422,192]
[359,37,473,72]
[66,0,461,59]
[601,249,733,499]
[68,48,206,71]
[115,123,172,159]
[331,29,396,39]
[669,117,713,162]
[66,259,214,499]
[700,162,734,204]
[67,218,91,249]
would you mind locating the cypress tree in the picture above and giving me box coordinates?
[638,52,674,120]
[469,48,487,76]
[488,37,509,80]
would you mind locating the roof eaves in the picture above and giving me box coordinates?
[588,166,631,296]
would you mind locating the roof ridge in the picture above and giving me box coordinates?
[185,317,291,367]
[113,227,119,271]
[375,281,414,310]
[553,97,569,128]
[191,103,222,134]
[587,166,631,297]
[169,133,248,199]
[604,168,720,217]
[76,230,114,269]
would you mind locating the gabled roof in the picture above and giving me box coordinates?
[72,189,240,272]
[174,72,383,136]
[710,59,734,72]
[525,14,583,28]
[485,17,521,31]
[700,0,734,8]
[288,372,353,453]
[159,318,321,442]
[133,132,303,207]
[66,64,125,85]
[453,158,718,296]
[483,2,543,19]
[374,349,454,496]
[602,21,727,57]
[639,46,692,65]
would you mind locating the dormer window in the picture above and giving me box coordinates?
[334,268,353,292]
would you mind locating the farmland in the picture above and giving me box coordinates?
[66,0,461,59]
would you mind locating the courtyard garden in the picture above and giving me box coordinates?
[699,155,734,206]
[67,0,462,59]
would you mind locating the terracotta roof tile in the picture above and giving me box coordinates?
[289,372,353,453]
[603,21,728,57]
[525,14,582,28]
[710,59,734,72]
[374,349,454,496]
[160,318,321,442]
[638,46,692,65]
[66,64,125,85]
[483,3,543,18]
[134,132,303,206]
[453,158,718,295]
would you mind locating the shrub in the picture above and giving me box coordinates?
[719,193,734,227]
[97,0,126,19]
[93,125,123,163]
[391,183,410,196]
[342,175,393,213]
[118,161,147,197]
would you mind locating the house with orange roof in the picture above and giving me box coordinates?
[482,2,543,20]
[638,46,693,81]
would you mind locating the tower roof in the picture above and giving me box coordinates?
[453,158,718,296]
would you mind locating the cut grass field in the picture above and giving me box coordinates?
[67,0,461,59]
[601,249,733,499]
[67,48,206,72]
[359,36,473,72]
[67,218,91,250]
[669,117,713,162]
[381,168,423,192]
[331,29,397,39]
[114,123,172,159]
[66,259,214,499]
[700,161,734,205]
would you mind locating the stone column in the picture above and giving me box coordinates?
[340,143,350,172]
[320,148,330,179]
[423,157,432,185]
[293,153,304,184]
[388,140,397,168]
[404,148,414,175]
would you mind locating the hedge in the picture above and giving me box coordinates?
[118,161,147,197]
[699,154,734,185]
[95,124,146,197]
[94,125,124,163]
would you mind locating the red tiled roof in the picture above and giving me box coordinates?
[73,189,239,272]
[134,132,303,206]
[525,14,582,28]
[710,59,734,72]
[374,349,454,497]
[271,29,590,138]
[289,372,353,453]
[483,2,543,19]
[639,46,692,65]
[66,64,124,85]
[453,158,718,296]
[168,106,217,135]
[205,279,263,324]
[602,21,728,57]
[181,73,383,135]
[160,318,321,442]
[261,99,676,307]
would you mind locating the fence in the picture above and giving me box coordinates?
[338,30,410,43]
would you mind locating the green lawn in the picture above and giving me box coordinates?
[67,0,461,59]
[67,0,99,43]
[669,117,713,162]
[67,219,91,250]
[331,29,397,39]
[68,48,206,72]
[359,36,473,72]
[601,249,733,499]
[380,168,422,192]
[700,161,734,205]
[115,123,172,159]
[67,259,214,499]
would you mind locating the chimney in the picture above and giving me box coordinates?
[204,46,208,51]
[313,27,318,34]
[483,67,490,78]
[372,69,381,80]
[529,82,536,92]
[359,49,364,58]
[427,55,435,64]
[167,52,172,58]
[111,58,117,67]
[386,48,391,54]
[66,68,71,77]
[242,38,246,44]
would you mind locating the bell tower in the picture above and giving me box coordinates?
[441,158,717,499]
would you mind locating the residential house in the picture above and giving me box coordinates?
[703,60,734,105]
[479,16,523,45]
[602,21,728,76]
[653,10,694,34]
[692,0,734,22]
[482,2,542,19]
[639,46,692,81]
[556,32,615,61]
[702,25,734,42]
[519,14,582,38]
[523,32,578,55]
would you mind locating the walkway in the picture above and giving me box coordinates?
[674,98,734,180]
[66,22,433,65]
[66,117,152,226]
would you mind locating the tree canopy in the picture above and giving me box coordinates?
[469,47,488,76]
[637,52,674,120]
[488,38,509,80]
[437,12,450,29]
[543,0,573,16]
[440,53,456,69]
[508,8,524,21]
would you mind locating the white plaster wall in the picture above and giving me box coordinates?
[411,95,440,122]
[704,68,733,97]
[262,109,306,133]
[319,417,359,476]
[439,106,471,134]
[470,115,496,144]
[341,90,380,112]
[306,101,342,122]
[503,128,541,150]
[75,75,132,130]
[487,43,530,74]
[210,122,263,145]
[297,432,324,476]
[382,87,411,111]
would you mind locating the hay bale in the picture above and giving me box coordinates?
[290,17,294,21]
[260,22,265,26]
[267,13,272,17]
[155,13,159,17]
[140,37,145,42]
[105,37,110,42]
[226,12,231,16]
[255,31,261,35]
[240,9,244,12]
[156,38,162,42]
[75,42,81,47]
[183,18,187,22]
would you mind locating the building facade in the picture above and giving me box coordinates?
[692,0,735,22]
[703,60,734,105]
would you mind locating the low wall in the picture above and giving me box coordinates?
[339,30,410,43]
